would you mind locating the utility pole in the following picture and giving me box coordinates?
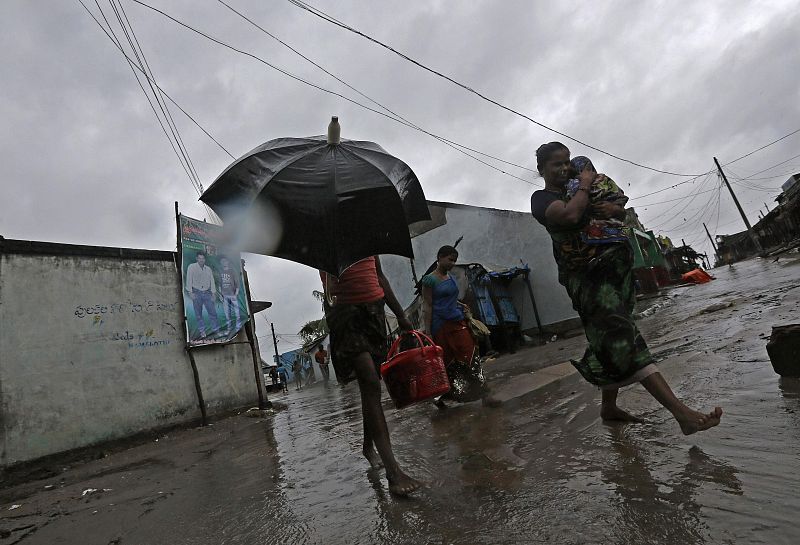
[764,202,771,214]
[703,222,719,260]
[714,157,752,230]
[715,157,763,254]
[271,322,280,365]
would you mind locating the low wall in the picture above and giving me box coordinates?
[381,201,578,331]
[0,239,259,466]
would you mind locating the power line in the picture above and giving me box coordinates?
[659,185,722,239]
[107,0,204,195]
[628,170,715,201]
[216,0,537,177]
[81,2,234,160]
[287,0,707,177]
[730,180,780,193]
[687,182,723,234]
[288,0,800,193]
[737,152,800,180]
[131,0,537,186]
[720,127,800,166]
[87,0,797,215]
[739,169,800,182]
[80,1,214,208]
[715,215,752,232]
[646,174,717,231]
[115,0,207,190]
[628,142,800,202]
[712,179,723,237]
[110,0,225,224]
[83,0,200,195]
[655,190,719,235]
[636,185,720,208]
[79,0,233,222]
[724,167,783,192]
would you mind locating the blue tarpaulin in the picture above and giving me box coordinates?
[467,264,529,326]
[485,264,530,281]
[485,265,528,324]
[277,348,315,381]
[277,349,300,381]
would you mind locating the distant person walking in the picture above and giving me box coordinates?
[292,358,303,390]
[315,346,331,384]
[421,245,487,407]
[278,366,289,393]
[185,250,220,339]
[321,256,421,496]
[530,141,722,435]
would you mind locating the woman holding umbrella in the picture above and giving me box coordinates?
[421,245,487,408]
[201,119,431,496]
[530,141,722,435]
[322,256,422,496]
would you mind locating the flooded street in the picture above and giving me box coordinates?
[2,256,799,545]
[251,255,800,545]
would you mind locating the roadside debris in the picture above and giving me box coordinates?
[767,324,800,377]
[81,488,112,497]
[245,407,269,418]
[701,301,734,314]
[681,268,715,284]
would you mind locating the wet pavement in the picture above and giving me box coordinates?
[2,255,800,545]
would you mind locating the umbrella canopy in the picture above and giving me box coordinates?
[201,133,430,276]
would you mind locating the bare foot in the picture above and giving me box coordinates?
[600,406,644,423]
[387,471,422,497]
[676,407,723,435]
[363,447,384,470]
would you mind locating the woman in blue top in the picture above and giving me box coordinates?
[421,245,486,405]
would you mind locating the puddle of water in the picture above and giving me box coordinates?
[249,257,800,545]
[260,361,799,544]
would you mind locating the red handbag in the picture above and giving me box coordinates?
[381,330,450,409]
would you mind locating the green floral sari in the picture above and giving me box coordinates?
[551,230,654,386]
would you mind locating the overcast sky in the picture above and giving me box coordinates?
[2,0,798,356]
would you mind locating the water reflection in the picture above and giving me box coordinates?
[599,426,741,545]
[778,377,800,398]
[429,405,525,491]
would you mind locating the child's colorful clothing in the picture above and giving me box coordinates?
[565,156,629,245]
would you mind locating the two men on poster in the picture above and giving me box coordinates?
[180,215,249,346]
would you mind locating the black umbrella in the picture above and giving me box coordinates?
[200,118,430,276]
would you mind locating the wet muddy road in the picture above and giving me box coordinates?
[3,256,799,544]
[260,256,800,545]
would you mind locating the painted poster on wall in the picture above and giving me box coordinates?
[179,214,250,346]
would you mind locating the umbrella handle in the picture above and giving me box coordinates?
[322,273,338,307]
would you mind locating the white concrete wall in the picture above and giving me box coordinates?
[0,244,259,466]
[381,202,578,331]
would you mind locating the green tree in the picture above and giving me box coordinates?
[299,317,328,344]
[298,290,328,343]
[312,290,325,309]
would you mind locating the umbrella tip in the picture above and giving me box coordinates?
[327,116,341,145]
